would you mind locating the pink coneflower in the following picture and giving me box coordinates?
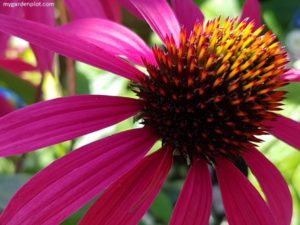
[0,0,299,224]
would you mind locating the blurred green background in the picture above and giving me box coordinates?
[0,0,300,224]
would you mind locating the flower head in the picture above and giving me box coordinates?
[0,0,299,225]
[134,18,287,162]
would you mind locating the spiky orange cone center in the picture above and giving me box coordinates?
[133,18,288,162]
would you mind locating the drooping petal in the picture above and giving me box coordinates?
[281,69,300,82]
[23,0,54,73]
[64,0,107,20]
[65,0,121,21]
[0,1,22,56]
[240,0,261,29]
[244,147,292,225]
[118,0,143,19]
[79,147,172,225]
[215,157,277,225]
[171,0,204,34]
[130,0,181,45]
[101,0,121,22]
[0,128,157,225]
[62,19,156,66]
[0,14,144,81]
[0,58,36,74]
[169,159,212,225]
[264,115,300,150]
[0,95,141,156]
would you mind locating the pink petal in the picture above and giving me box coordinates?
[0,95,14,117]
[264,115,300,151]
[79,147,172,225]
[0,14,144,81]
[215,157,277,225]
[0,128,157,225]
[0,33,8,56]
[118,0,143,19]
[244,146,292,225]
[0,95,141,156]
[64,0,107,20]
[62,18,156,66]
[130,0,181,45]
[65,0,121,22]
[0,2,21,56]
[281,69,300,82]
[169,159,212,225]
[240,0,261,29]
[0,58,37,75]
[171,0,204,34]
[101,0,121,22]
[23,0,54,73]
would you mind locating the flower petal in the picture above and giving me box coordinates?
[23,0,54,73]
[264,115,300,150]
[0,128,157,225]
[240,0,261,29]
[215,157,277,225]
[101,0,121,22]
[0,2,21,56]
[118,0,143,19]
[244,146,292,225]
[79,147,172,225]
[0,14,144,81]
[64,0,107,20]
[169,159,212,225]
[0,58,36,74]
[0,95,141,156]
[130,0,181,45]
[0,95,14,117]
[281,69,300,82]
[171,0,204,34]
[0,33,8,56]
[62,18,156,66]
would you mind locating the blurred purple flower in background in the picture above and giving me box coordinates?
[0,0,54,73]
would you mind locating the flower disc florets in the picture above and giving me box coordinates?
[132,18,288,162]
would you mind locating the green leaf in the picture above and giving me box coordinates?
[61,201,93,225]
[150,190,172,224]
[0,69,36,104]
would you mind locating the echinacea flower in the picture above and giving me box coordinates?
[0,0,299,224]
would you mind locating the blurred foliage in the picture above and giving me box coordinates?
[0,174,30,209]
[0,0,300,224]
[0,69,36,104]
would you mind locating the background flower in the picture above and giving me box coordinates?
[0,0,55,73]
